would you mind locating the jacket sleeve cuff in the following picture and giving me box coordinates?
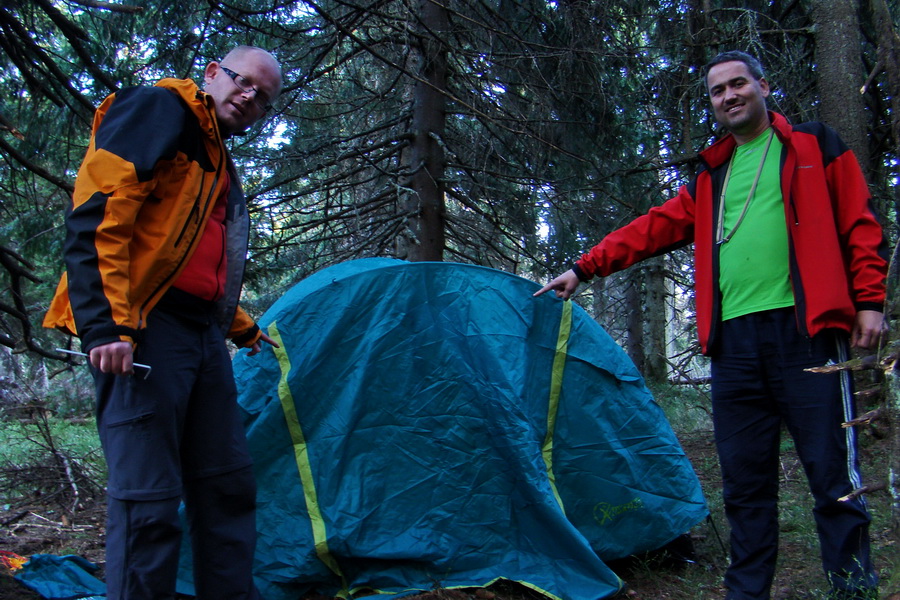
[855,302,883,313]
[571,263,591,282]
[82,327,137,354]
[232,323,261,348]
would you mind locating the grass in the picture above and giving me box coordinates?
[0,411,104,513]
[0,417,100,464]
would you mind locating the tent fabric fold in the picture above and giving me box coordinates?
[178,258,707,600]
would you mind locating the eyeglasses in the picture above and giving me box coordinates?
[219,66,273,111]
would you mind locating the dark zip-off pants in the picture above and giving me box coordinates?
[93,291,261,600]
[711,308,877,600]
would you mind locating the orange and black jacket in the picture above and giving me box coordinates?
[43,78,262,352]
[573,111,888,355]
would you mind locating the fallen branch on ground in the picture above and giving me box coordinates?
[838,482,887,502]
[842,407,885,428]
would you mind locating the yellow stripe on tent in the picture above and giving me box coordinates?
[269,322,346,586]
[541,300,572,512]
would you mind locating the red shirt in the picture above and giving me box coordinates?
[173,172,230,301]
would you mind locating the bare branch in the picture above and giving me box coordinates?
[838,482,887,502]
[842,408,885,428]
[0,137,76,195]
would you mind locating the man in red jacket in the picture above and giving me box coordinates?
[535,51,886,600]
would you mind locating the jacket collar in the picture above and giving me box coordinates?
[154,77,220,138]
[700,111,791,170]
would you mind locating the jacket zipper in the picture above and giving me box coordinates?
[137,99,224,328]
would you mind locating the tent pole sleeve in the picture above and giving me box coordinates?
[541,300,572,513]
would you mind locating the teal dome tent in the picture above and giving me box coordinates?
[179,258,707,599]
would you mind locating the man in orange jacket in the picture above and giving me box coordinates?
[45,46,281,600]
[536,51,885,600]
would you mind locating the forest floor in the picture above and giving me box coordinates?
[0,413,898,600]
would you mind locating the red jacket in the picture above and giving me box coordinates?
[574,112,888,355]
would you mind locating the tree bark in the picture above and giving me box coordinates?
[885,366,900,533]
[625,271,645,373]
[643,258,669,385]
[868,0,900,150]
[810,0,870,172]
[590,277,608,325]
[404,0,449,262]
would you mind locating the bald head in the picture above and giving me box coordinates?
[204,46,282,136]
[221,46,283,96]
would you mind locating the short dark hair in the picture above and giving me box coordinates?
[703,51,765,81]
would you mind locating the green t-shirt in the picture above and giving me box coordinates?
[718,129,794,321]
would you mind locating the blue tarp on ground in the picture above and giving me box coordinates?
[179,258,707,600]
[14,554,106,599]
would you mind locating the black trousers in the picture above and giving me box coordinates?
[711,308,877,600]
[93,295,260,600]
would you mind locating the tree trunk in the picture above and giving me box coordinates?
[887,367,900,533]
[810,0,870,172]
[590,276,608,326]
[404,0,449,262]
[643,258,669,385]
[624,271,645,373]
[869,0,900,151]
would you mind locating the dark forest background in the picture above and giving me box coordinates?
[2,0,900,532]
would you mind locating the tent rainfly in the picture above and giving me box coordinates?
[178,258,708,600]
